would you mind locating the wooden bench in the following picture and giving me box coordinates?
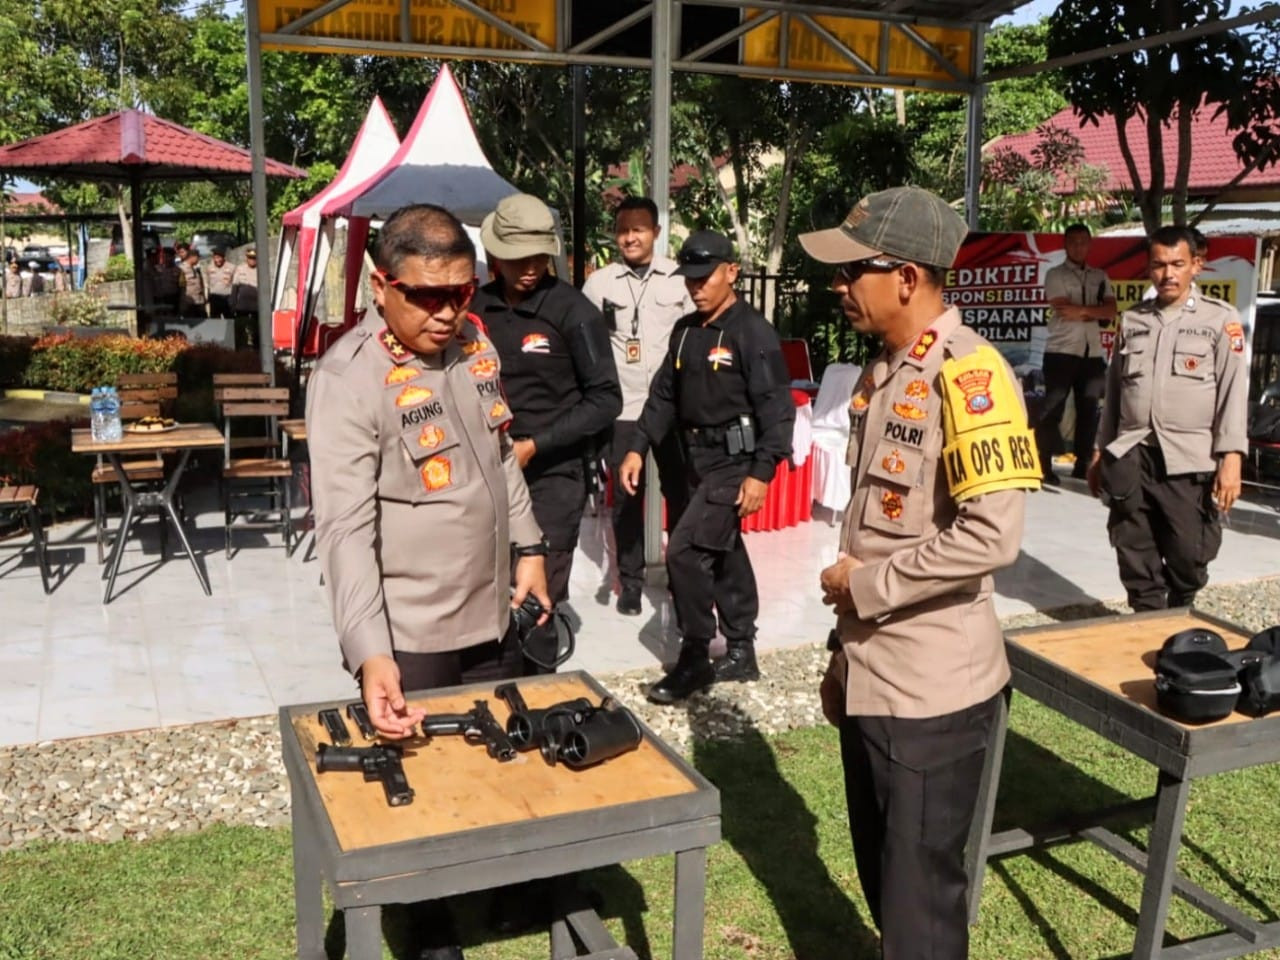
[0,485,52,593]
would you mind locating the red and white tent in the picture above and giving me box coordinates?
[271,96,400,359]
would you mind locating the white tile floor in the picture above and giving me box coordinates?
[0,472,1276,747]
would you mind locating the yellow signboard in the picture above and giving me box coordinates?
[261,0,557,55]
[741,11,973,85]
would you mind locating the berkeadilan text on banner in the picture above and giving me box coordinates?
[945,232,1259,371]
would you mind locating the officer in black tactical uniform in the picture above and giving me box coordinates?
[473,193,622,615]
[619,230,794,704]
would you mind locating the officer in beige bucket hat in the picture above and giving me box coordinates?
[473,194,621,644]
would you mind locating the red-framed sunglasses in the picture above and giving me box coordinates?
[376,269,478,312]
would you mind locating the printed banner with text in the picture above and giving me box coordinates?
[943,232,1259,370]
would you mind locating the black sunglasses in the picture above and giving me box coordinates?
[376,269,478,312]
[836,258,906,284]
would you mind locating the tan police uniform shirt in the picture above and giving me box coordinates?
[1096,294,1250,475]
[833,306,1035,719]
[581,256,692,420]
[1043,259,1113,357]
[229,263,258,313]
[306,313,543,674]
[206,261,235,297]
[179,261,205,307]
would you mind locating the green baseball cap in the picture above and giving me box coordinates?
[798,186,968,268]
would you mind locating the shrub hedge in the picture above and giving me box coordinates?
[0,418,90,517]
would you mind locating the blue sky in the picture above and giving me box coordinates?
[996,0,1060,26]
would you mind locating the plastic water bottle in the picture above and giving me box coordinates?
[89,388,108,443]
[102,387,123,442]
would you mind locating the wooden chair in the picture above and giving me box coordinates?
[221,386,293,558]
[90,372,179,564]
[213,372,277,453]
[0,484,52,593]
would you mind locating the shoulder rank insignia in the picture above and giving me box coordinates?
[940,343,1040,502]
[385,365,421,387]
[418,424,445,449]
[421,456,453,492]
[909,329,938,362]
[462,339,490,356]
[395,385,434,408]
[1225,320,1245,353]
[470,358,499,380]
[850,375,874,412]
[378,328,411,363]
[892,401,927,421]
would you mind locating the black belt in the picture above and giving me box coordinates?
[683,424,732,447]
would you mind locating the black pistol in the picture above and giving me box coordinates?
[494,682,594,763]
[419,700,517,762]
[315,743,414,807]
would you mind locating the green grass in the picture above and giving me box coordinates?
[3,695,1279,960]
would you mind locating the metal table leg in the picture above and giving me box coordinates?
[291,801,326,960]
[672,847,707,960]
[1132,770,1193,959]
[967,688,1010,924]
[102,454,139,602]
[159,450,210,595]
[344,905,382,960]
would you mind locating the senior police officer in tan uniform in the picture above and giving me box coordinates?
[803,186,1040,960]
[1087,225,1248,611]
[582,196,692,615]
[307,204,550,960]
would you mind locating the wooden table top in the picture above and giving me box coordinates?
[288,675,702,852]
[71,423,223,454]
[1009,610,1256,730]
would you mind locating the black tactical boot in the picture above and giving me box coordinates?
[647,643,714,705]
[712,643,760,683]
[616,584,643,616]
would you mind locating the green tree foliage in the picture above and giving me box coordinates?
[981,124,1112,230]
[1048,0,1279,230]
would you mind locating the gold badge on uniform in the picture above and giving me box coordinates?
[395,385,434,408]
[892,401,927,421]
[462,340,489,356]
[489,401,508,419]
[1183,356,1200,372]
[1225,321,1245,353]
[952,368,995,415]
[470,358,499,380]
[421,456,453,492]
[882,449,906,475]
[625,338,642,364]
[881,490,904,520]
[418,424,445,449]
[905,379,930,400]
[385,366,421,386]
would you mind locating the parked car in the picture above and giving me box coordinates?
[19,245,59,272]
[191,230,241,258]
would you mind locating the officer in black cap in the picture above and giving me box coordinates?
[619,230,794,704]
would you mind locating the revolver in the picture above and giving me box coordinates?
[315,743,414,807]
[419,700,517,762]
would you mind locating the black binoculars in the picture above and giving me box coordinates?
[494,682,642,769]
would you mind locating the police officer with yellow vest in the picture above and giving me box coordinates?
[620,230,794,704]
[1087,225,1249,610]
[804,187,1039,960]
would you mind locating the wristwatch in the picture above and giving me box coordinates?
[513,536,550,557]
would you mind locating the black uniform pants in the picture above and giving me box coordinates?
[208,294,231,319]
[839,693,1001,960]
[607,421,687,590]
[525,459,588,607]
[1103,444,1222,611]
[667,450,758,649]
[1035,351,1106,473]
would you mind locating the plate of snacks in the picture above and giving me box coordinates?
[124,416,179,434]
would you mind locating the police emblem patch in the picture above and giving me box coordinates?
[882,449,906,475]
[909,329,938,361]
[521,333,551,354]
[952,368,995,415]
[905,379,930,400]
[1183,356,1200,372]
[470,358,499,380]
[1225,321,1245,353]
[881,490,904,520]
[395,385,434,408]
[384,366,421,387]
[378,328,410,361]
[418,424,445,449]
[420,456,452,492]
[892,401,927,421]
[461,340,489,356]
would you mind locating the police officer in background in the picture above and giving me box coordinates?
[230,248,260,349]
[206,247,235,319]
[582,196,693,615]
[1087,225,1249,611]
[620,230,794,704]
[1036,223,1116,485]
[307,203,549,960]
[804,187,1039,960]
[473,193,622,614]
